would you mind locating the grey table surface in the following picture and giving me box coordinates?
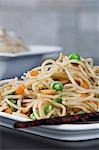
[0,126,99,150]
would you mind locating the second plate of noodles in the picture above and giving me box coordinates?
[0,53,99,121]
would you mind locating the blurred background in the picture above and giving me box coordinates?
[0,1,99,149]
[0,0,98,62]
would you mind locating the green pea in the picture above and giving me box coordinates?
[30,113,36,120]
[54,97,62,103]
[44,104,53,115]
[69,53,81,61]
[77,110,86,115]
[51,81,63,91]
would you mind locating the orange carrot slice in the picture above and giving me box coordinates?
[4,108,12,114]
[81,81,89,89]
[15,84,25,95]
[30,70,38,76]
[80,93,86,97]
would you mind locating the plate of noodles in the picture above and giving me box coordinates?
[0,53,99,141]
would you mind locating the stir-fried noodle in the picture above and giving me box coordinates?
[0,53,99,120]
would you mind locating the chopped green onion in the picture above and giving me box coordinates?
[44,103,53,115]
[30,113,36,120]
[51,81,63,91]
[54,97,62,103]
[9,99,17,112]
[77,110,86,115]
[69,53,81,61]
[7,92,15,95]
[10,99,17,104]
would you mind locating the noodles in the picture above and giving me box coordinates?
[0,53,99,120]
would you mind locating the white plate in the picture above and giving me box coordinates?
[0,45,63,58]
[1,114,99,141]
[0,80,99,141]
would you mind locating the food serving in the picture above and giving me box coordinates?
[0,27,29,53]
[0,53,99,122]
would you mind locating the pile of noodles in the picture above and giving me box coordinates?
[0,53,99,120]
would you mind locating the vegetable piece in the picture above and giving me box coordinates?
[54,97,62,103]
[10,99,17,104]
[9,99,17,112]
[69,53,81,61]
[80,93,86,97]
[30,70,38,76]
[4,108,12,114]
[10,107,17,112]
[51,81,63,91]
[15,84,25,95]
[81,81,89,89]
[7,92,15,95]
[44,103,53,115]
[30,113,36,120]
[77,110,86,115]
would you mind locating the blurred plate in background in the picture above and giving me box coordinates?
[0,45,64,57]
[0,45,63,79]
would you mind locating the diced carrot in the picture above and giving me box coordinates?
[81,81,89,89]
[72,108,80,113]
[4,108,12,114]
[30,70,38,76]
[80,93,86,97]
[15,84,25,95]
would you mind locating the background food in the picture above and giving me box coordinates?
[0,27,29,53]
